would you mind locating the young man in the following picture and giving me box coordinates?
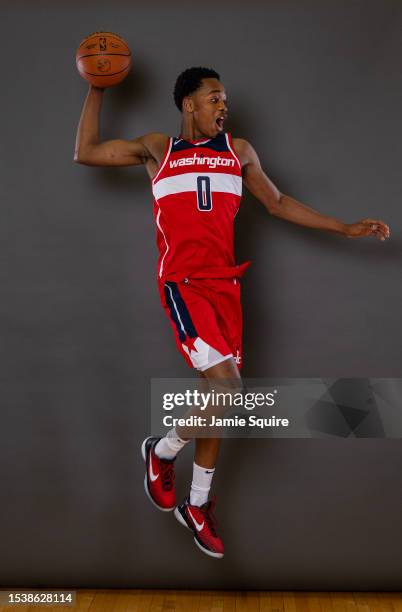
[74,66,390,559]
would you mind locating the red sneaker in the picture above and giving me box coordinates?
[141,437,176,511]
[174,496,224,559]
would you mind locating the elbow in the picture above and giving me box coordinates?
[74,145,94,165]
[74,150,86,164]
[74,150,82,164]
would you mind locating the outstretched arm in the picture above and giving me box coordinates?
[233,139,390,241]
[74,85,167,167]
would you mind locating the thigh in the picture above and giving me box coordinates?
[212,278,243,369]
[161,280,234,371]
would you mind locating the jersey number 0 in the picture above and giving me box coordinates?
[196,176,212,211]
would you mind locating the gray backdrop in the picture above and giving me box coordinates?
[1,0,402,590]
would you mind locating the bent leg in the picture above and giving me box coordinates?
[194,355,242,468]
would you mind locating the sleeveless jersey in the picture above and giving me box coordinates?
[152,132,244,282]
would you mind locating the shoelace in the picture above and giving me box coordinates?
[160,460,175,491]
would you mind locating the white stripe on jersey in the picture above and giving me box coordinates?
[225,133,242,170]
[152,137,173,185]
[152,172,242,200]
[155,208,169,278]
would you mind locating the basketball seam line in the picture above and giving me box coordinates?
[79,33,126,47]
[77,53,131,60]
[80,66,131,77]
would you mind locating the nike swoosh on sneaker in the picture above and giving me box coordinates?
[187,508,205,532]
[149,455,159,482]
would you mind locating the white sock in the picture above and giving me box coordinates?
[190,462,215,507]
[154,428,190,460]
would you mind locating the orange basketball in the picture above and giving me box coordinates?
[76,31,131,87]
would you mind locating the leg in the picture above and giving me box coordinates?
[175,356,242,560]
[151,277,243,557]
[194,356,242,468]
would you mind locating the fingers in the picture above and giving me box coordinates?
[361,218,390,241]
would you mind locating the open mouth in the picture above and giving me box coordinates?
[216,116,225,130]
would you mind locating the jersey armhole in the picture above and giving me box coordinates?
[225,133,242,171]
[152,136,173,185]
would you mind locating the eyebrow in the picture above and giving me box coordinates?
[207,89,227,96]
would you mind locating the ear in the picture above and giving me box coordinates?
[182,96,194,113]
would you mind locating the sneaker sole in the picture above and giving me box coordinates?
[141,437,175,513]
[174,506,224,559]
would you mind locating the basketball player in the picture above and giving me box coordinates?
[74,67,390,559]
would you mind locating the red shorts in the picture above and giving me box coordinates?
[159,277,243,371]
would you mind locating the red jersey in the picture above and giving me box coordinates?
[152,132,249,283]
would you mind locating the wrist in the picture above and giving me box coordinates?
[331,220,350,236]
[89,84,105,94]
[342,222,352,237]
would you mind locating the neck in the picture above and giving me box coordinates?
[179,116,206,141]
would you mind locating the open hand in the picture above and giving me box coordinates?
[346,218,390,241]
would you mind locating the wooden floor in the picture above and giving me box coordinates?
[1,591,402,611]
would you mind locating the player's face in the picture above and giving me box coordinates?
[189,78,228,138]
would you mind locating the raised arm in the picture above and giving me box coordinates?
[74,85,167,167]
[233,138,390,241]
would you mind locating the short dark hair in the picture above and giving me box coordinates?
[173,66,220,112]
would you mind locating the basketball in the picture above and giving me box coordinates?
[76,31,131,87]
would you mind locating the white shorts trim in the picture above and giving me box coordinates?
[198,353,234,372]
